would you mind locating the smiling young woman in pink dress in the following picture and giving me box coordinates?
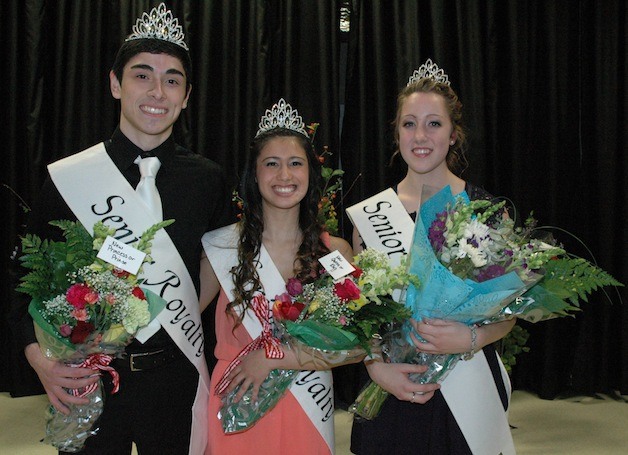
[200,99,353,454]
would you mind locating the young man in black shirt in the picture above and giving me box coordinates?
[11,4,232,453]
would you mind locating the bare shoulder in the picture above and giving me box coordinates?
[328,235,354,261]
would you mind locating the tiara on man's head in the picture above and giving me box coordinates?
[407,58,450,86]
[255,98,308,138]
[125,3,189,51]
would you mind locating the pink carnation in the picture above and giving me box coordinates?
[84,291,99,304]
[71,308,89,322]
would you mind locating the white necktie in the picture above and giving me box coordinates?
[134,155,164,341]
[135,156,163,221]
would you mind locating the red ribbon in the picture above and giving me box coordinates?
[215,294,284,395]
[70,352,120,397]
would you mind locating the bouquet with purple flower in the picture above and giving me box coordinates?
[350,185,622,420]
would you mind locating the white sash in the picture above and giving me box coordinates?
[345,188,415,268]
[347,188,514,455]
[202,225,335,453]
[48,143,209,455]
[441,352,515,454]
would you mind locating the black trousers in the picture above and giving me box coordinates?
[62,353,199,455]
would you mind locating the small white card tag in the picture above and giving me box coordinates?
[97,236,146,275]
[318,250,355,280]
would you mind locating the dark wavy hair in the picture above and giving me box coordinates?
[391,77,468,175]
[228,128,330,320]
[111,39,192,94]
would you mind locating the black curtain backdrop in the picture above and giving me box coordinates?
[1,0,626,402]
[339,0,627,400]
[1,0,341,396]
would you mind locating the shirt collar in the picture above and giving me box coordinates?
[107,127,177,171]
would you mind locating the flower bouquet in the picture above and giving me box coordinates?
[217,248,417,434]
[349,185,623,420]
[16,219,172,452]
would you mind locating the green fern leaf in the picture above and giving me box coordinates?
[16,220,99,301]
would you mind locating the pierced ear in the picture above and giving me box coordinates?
[109,70,122,100]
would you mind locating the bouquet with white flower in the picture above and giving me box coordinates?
[17,219,171,452]
[218,248,416,434]
[350,186,622,420]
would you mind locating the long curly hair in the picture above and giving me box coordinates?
[228,128,330,320]
[391,77,468,176]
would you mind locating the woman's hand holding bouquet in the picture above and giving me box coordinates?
[217,248,417,434]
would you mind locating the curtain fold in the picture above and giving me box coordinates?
[1,0,341,396]
[338,0,626,400]
[2,0,625,400]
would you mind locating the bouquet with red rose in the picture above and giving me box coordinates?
[17,219,171,452]
[276,248,417,361]
[218,248,416,433]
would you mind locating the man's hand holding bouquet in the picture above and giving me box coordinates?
[16,219,172,452]
[217,247,417,434]
[350,185,623,420]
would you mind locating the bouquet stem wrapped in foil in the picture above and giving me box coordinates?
[218,327,370,434]
[218,368,300,434]
[43,373,105,452]
[33,322,121,452]
[350,321,463,420]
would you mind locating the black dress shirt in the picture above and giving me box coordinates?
[11,127,235,351]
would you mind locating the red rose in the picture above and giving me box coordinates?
[334,278,361,301]
[70,321,95,344]
[272,293,305,322]
[351,266,363,278]
[112,268,130,279]
[132,287,146,300]
[66,284,93,309]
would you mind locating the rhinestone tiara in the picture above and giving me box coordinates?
[255,98,308,138]
[125,3,189,51]
[407,58,450,86]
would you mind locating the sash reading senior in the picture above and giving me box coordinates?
[362,201,407,258]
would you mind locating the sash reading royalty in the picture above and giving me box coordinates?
[47,143,209,455]
[202,224,335,452]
